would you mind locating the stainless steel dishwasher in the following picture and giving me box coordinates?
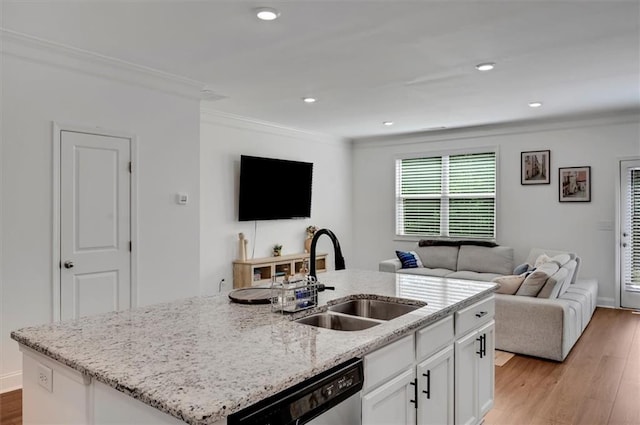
[227,358,363,425]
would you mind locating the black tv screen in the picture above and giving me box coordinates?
[239,155,313,221]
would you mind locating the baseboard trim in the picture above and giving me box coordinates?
[597,297,616,308]
[0,370,22,393]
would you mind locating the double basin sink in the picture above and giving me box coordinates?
[294,299,423,331]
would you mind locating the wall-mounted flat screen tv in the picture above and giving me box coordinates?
[238,155,313,221]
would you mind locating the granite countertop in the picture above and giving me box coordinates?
[11,269,497,425]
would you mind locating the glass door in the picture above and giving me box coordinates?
[620,159,640,309]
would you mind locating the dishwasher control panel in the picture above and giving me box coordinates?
[228,358,363,425]
[289,366,362,419]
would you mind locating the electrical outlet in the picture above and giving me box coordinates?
[37,363,53,392]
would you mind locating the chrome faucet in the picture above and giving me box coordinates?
[309,228,346,279]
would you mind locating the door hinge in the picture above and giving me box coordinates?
[129,241,132,252]
[128,162,132,173]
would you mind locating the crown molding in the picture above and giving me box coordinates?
[353,108,640,148]
[0,28,213,100]
[200,106,351,146]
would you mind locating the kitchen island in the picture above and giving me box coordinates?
[12,269,497,424]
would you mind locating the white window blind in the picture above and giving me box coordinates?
[623,168,640,290]
[396,151,496,239]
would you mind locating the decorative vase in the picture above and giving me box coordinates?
[304,237,312,253]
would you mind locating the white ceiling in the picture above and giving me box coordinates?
[2,1,639,139]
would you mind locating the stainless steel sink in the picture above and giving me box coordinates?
[328,299,421,321]
[295,313,381,331]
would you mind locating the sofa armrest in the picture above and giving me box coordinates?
[494,294,574,361]
[379,259,402,273]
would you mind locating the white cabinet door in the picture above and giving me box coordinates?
[362,368,416,425]
[455,319,495,425]
[477,321,495,418]
[417,345,454,425]
[455,330,479,425]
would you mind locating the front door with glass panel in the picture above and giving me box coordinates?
[620,159,640,309]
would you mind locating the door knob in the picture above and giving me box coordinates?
[63,261,74,269]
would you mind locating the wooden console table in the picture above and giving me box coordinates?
[233,252,327,288]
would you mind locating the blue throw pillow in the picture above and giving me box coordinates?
[396,250,423,269]
[513,262,531,275]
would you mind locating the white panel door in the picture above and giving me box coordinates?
[60,130,131,320]
[621,159,640,309]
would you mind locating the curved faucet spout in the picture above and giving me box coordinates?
[309,228,345,279]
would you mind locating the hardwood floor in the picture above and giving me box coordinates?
[486,307,640,425]
[0,389,21,425]
[0,308,638,425]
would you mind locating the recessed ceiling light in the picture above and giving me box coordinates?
[528,101,543,108]
[302,97,317,103]
[475,62,495,71]
[255,7,280,21]
[383,121,394,126]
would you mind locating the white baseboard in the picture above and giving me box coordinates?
[0,370,22,393]
[597,297,616,308]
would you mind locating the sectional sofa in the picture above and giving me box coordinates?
[379,242,598,361]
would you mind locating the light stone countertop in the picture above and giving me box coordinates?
[11,269,497,425]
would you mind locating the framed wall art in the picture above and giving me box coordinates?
[559,166,591,202]
[521,150,550,185]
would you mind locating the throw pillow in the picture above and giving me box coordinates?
[513,262,531,275]
[537,267,570,299]
[551,253,571,267]
[395,250,424,269]
[516,262,560,297]
[492,274,526,295]
[534,254,553,268]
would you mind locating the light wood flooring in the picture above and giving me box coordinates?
[486,307,640,425]
[1,307,638,425]
[0,389,21,425]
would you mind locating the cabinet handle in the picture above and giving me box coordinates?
[422,371,431,399]
[409,379,418,408]
[477,334,486,358]
[482,333,487,357]
[475,311,488,318]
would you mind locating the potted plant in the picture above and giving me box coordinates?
[273,244,282,257]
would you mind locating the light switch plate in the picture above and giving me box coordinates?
[37,363,53,392]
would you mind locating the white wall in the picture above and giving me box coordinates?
[1,35,201,391]
[200,109,352,295]
[352,113,640,306]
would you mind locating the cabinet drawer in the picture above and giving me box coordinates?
[364,334,414,393]
[416,315,454,362]
[455,295,495,337]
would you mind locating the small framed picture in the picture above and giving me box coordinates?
[559,166,591,202]
[521,150,550,185]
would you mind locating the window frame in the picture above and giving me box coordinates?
[394,147,499,242]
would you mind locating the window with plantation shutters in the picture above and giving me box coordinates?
[396,151,496,239]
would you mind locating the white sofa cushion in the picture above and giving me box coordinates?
[397,267,453,277]
[415,246,459,270]
[456,245,514,275]
[446,270,503,282]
